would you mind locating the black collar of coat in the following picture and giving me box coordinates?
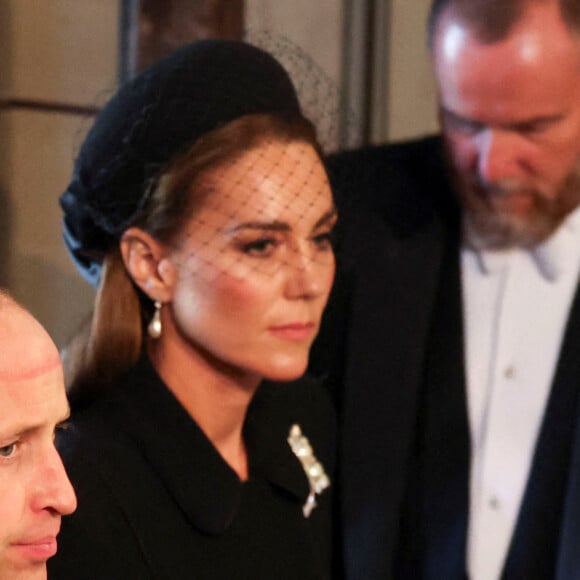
[106,355,311,535]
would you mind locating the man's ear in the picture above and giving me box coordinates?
[120,228,176,302]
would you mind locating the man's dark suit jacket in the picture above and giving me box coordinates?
[312,135,580,580]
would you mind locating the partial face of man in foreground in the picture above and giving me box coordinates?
[433,1,580,249]
[0,293,76,579]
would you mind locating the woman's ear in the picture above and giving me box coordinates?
[120,228,176,302]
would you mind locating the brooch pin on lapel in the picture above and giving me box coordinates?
[287,424,330,518]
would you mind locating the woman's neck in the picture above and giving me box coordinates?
[148,328,260,481]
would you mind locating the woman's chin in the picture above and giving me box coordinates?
[260,357,309,383]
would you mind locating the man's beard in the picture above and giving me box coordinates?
[448,157,580,251]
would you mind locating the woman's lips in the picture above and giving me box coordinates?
[268,322,315,341]
[12,537,58,561]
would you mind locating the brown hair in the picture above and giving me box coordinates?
[65,113,320,408]
[427,0,580,49]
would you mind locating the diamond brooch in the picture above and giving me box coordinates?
[287,424,331,518]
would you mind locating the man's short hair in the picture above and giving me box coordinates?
[428,0,580,49]
[0,290,25,315]
[0,289,14,310]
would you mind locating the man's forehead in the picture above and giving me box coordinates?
[0,301,61,382]
[0,354,61,382]
[0,365,68,442]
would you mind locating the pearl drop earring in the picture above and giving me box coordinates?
[148,301,163,339]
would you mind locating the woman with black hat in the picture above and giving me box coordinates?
[49,39,336,579]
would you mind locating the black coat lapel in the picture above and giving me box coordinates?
[551,282,580,580]
[412,223,470,579]
[338,210,446,580]
[557,386,580,580]
[316,136,459,580]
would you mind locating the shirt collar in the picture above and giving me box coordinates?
[463,205,580,282]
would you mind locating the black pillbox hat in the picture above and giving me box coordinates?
[61,39,303,285]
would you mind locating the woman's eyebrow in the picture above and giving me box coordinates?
[227,221,291,234]
[227,207,337,235]
[314,207,338,229]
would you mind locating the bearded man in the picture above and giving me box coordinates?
[312,1,580,578]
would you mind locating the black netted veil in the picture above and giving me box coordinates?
[61,39,304,285]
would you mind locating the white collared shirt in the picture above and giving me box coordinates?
[461,206,580,580]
